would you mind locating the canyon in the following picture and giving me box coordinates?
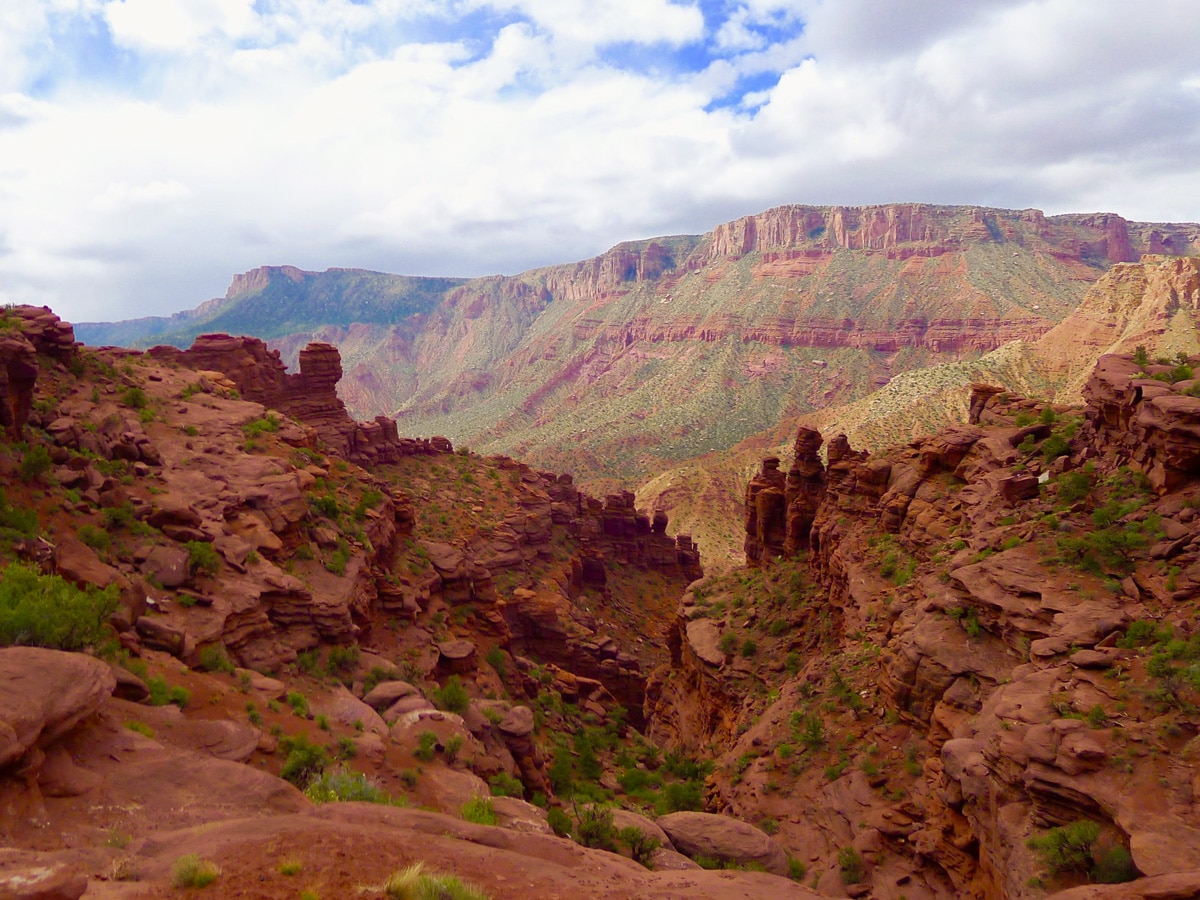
[77,206,1200,572]
[4,287,1200,897]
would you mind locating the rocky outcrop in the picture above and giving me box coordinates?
[648,350,1200,897]
[1081,353,1200,491]
[0,648,115,771]
[0,307,76,439]
[149,335,450,464]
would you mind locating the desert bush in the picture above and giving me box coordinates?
[1027,819,1100,874]
[414,731,438,762]
[287,690,310,717]
[837,846,865,884]
[461,796,497,825]
[78,524,112,552]
[618,826,660,867]
[0,563,118,650]
[19,444,52,483]
[279,734,328,787]
[487,772,523,798]
[186,540,221,577]
[242,414,280,438]
[432,675,469,714]
[198,643,235,674]
[1092,846,1138,883]
[576,804,618,851]
[171,854,220,888]
[304,767,397,805]
[325,643,360,675]
[382,862,490,900]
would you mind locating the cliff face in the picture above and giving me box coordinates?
[79,207,1200,513]
[648,351,1200,898]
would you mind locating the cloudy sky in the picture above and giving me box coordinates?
[3,0,1199,323]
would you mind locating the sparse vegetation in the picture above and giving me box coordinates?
[381,862,490,900]
[461,796,498,825]
[171,854,220,889]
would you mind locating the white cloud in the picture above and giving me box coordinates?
[104,0,257,51]
[0,0,1198,323]
[473,0,704,48]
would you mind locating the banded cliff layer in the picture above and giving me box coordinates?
[78,206,1200,500]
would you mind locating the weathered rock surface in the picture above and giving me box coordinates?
[657,811,790,875]
[0,648,115,770]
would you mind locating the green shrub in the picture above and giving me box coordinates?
[483,646,507,680]
[18,444,52,483]
[242,414,280,439]
[198,643,236,674]
[0,490,38,538]
[488,771,523,797]
[414,731,438,762]
[432,676,469,715]
[279,734,328,787]
[461,796,498,825]
[837,846,865,884]
[382,862,490,900]
[325,643,360,675]
[444,734,464,764]
[1042,433,1071,462]
[576,804,618,851]
[740,638,758,657]
[125,720,154,738]
[1027,819,1100,874]
[77,524,111,551]
[363,664,397,695]
[0,563,118,650]
[171,854,219,888]
[618,826,660,867]
[146,676,190,708]
[352,488,384,521]
[311,493,341,521]
[296,648,323,676]
[717,631,738,654]
[325,545,350,576]
[304,767,397,804]
[546,806,572,838]
[186,540,221,577]
[120,387,147,409]
[1092,846,1138,883]
[287,691,310,718]
[787,856,806,881]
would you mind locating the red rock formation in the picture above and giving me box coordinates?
[704,204,1200,265]
[743,458,786,566]
[1082,352,1200,491]
[0,307,77,438]
[149,334,448,464]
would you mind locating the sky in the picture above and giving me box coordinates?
[2,0,1199,324]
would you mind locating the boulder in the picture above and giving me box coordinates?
[657,811,790,876]
[317,687,388,736]
[0,647,116,769]
[362,680,419,711]
[0,861,88,900]
[140,544,190,588]
[437,640,477,675]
